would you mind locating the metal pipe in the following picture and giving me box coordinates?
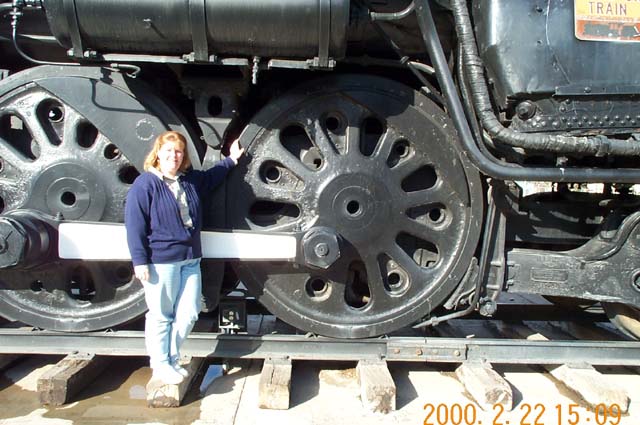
[414,0,640,183]
[370,1,415,21]
[9,0,77,66]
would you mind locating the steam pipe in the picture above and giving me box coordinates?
[370,1,415,21]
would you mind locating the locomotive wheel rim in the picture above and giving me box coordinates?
[0,66,192,331]
[229,75,483,338]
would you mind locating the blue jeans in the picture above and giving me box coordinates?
[142,258,202,369]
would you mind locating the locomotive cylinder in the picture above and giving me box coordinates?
[42,0,350,59]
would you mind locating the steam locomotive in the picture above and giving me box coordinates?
[0,0,638,339]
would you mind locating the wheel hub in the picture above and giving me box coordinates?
[33,163,106,220]
[319,173,392,243]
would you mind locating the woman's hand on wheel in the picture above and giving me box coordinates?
[228,138,245,164]
[134,264,149,282]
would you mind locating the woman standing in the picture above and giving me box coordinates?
[125,130,243,385]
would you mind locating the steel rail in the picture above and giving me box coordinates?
[1,328,639,366]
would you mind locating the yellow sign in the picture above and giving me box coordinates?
[575,0,640,41]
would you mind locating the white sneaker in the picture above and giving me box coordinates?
[153,364,184,385]
[173,364,189,378]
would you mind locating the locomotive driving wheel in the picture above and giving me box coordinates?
[0,66,196,331]
[228,75,483,338]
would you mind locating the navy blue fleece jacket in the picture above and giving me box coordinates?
[124,157,235,266]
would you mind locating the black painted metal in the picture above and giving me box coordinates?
[505,212,640,309]
[415,0,640,183]
[61,0,83,58]
[43,0,350,60]
[227,75,483,338]
[0,210,56,268]
[2,328,640,365]
[510,98,640,134]
[188,0,208,62]
[472,0,640,105]
[0,65,195,332]
[301,227,341,269]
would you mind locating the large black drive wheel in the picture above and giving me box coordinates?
[0,66,196,331]
[228,75,483,338]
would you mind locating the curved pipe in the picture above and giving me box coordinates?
[370,1,415,21]
[415,0,640,183]
[10,2,78,66]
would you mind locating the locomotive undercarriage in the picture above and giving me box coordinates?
[0,0,639,340]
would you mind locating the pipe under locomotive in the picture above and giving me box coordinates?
[0,0,639,339]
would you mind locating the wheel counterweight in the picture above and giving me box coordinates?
[228,75,483,338]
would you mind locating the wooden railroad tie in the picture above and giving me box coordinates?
[37,353,111,406]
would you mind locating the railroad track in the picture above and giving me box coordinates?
[1,308,639,421]
[0,320,638,366]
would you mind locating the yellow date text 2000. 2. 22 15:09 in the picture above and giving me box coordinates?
[422,403,624,425]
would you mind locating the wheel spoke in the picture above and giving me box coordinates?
[62,108,85,148]
[362,253,393,310]
[398,214,445,248]
[0,138,32,168]
[401,183,462,211]
[373,127,402,164]
[19,107,55,156]
[389,155,424,180]
[310,119,339,159]
[341,102,368,156]
[402,187,441,209]
[386,243,429,282]
[251,181,302,204]
[267,142,314,181]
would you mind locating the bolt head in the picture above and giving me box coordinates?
[314,243,329,257]
[302,227,340,269]
[0,219,26,267]
[516,101,536,120]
